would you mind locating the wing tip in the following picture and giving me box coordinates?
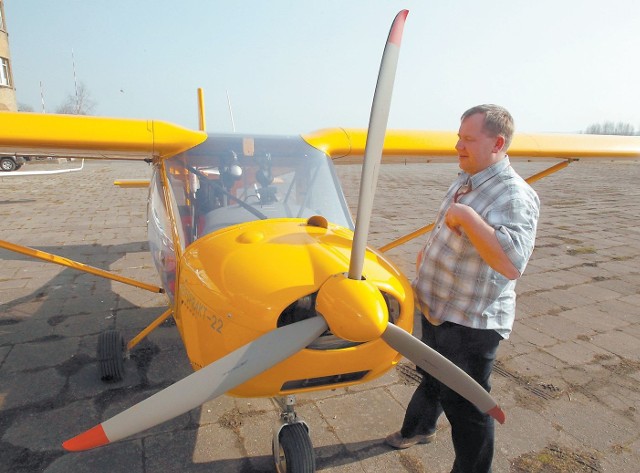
[487,405,506,425]
[63,424,110,452]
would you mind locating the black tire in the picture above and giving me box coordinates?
[1,158,16,172]
[97,330,126,382]
[274,423,316,473]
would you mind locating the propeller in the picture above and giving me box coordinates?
[63,316,328,451]
[63,9,501,453]
[381,324,505,423]
[328,8,506,423]
[348,10,408,281]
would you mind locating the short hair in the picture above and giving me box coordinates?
[461,104,515,150]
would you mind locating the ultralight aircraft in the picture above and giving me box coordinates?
[1,9,640,473]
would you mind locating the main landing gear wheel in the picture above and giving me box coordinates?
[273,422,315,473]
[97,329,126,382]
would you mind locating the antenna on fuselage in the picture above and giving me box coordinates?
[226,90,236,132]
[197,88,206,132]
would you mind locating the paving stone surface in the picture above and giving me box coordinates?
[1,158,639,472]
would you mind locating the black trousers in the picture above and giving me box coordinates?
[400,316,502,473]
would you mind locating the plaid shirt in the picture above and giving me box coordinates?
[414,157,540,338]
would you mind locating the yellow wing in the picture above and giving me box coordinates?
[302,128,640,160]
[301,127,640,253]
[3,113,638,162]
[0,112,206,161]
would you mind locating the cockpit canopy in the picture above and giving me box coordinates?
[147,133,354,299]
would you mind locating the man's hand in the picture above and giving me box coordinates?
[445,203,520,280]
[444,203,472,236]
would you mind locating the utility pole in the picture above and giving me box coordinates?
[39,81,46,113]
[71,49,79,114]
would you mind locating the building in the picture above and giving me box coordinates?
[0,0,17,111]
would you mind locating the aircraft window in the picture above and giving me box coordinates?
[164,135,353,242]
[147,169,177,301]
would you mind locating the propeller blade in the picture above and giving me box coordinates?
[381,323,505,424]
[63,316,329,451]
[348,9,409,280]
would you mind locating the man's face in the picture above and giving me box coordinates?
[455,113,504,175]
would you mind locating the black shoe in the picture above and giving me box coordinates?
[385,431,436,449]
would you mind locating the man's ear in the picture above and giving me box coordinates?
[492,135,506,153]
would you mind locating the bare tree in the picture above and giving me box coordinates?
[584,121,637,136]
[17,102,34,112]
[56,82,96,115]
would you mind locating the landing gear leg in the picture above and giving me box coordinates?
[272,395,316,473]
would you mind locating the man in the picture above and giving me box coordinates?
[386,104,540,473]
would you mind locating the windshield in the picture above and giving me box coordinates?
[163,134,353,248]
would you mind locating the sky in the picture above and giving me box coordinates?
[5,0,640,135]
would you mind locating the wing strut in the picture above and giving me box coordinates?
[0,239,163,293]
[126,309,174,351]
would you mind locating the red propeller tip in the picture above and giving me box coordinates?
[487,405,506,425]
[63,424,110,451]
[388,10,409,46]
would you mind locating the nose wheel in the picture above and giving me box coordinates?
[273,395,316,473]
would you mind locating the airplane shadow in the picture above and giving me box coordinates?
[0,241,152,312]
[0,241,401,473]
[192,439,394,472]
[131,434,394,473]
[0,241,173,472]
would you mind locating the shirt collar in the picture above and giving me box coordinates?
[460,155,511,190]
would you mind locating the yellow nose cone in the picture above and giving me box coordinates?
[316,273,389,342]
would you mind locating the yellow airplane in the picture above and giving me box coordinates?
[1,10,640,473]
